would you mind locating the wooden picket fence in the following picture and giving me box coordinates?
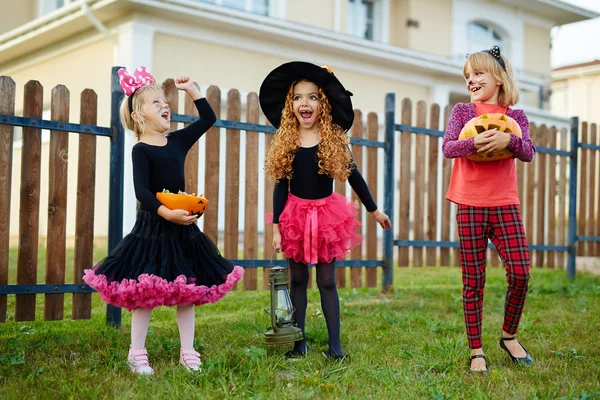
[0,74,598,323]
[0,77,100,322]
[162,79,383,291]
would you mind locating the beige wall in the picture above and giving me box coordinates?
[286,0,334,31]
[152,33,429,115]
[552,70,600,125]
[407,0,452,56]
[389,0,409,47]
[7,37,115,245]
[523,23,551,78]
[0,0,36,35]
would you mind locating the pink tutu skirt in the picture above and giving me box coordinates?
[267,193,363,264]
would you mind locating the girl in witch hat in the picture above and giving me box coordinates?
[261,61,391,360]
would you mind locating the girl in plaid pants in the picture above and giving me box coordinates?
[442,46,536,374]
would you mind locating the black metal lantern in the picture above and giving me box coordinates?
[264,266,304,345]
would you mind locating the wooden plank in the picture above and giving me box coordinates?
[440,105,452,267]
[525,124,537,256]
[73,89,97,320]
[578,123,588,256]
[15,81,43,321]
[224,89,241,265]
[398,99,412,267]
[243,92,259,291]
[184,84,200,195]
[547,127,557,268]
[588,124,597,257]
[535,125,548,267]
[263,122,275,290]
[426,104,439,267]
[204,86,221,245]
[366,112,378,287]
[44,85,70,320]
[592,124,600,257]
[0,79,14,236]
[335,165,346,288]
[558,128,568,267]
[350,110,363,288]
[0,76,16,322]
[413,101,427,267]
[163,79,179,133]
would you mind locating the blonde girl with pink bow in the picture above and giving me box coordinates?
[83,67,244,375]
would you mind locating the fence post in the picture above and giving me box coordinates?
[382,93,395,292]
[567,117,579,280]
[107,66,125,326]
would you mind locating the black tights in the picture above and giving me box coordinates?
[289,258,343,355]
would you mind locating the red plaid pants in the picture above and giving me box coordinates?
[457,204,531,349]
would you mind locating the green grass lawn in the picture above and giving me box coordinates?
[1,264,599,399]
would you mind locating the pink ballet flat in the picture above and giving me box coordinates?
[180,348,202,372]
[179,349,202,372]
[128,347,154,375]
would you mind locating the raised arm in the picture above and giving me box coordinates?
[176,98,217,151]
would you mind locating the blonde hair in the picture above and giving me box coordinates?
[119,84,166,139]
[264,80,353,182]
[463,51,520,106]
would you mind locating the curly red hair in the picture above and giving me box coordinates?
[264,80,353,182]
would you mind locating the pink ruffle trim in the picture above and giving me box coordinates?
[82,266,244,311]
[267,192,363,264]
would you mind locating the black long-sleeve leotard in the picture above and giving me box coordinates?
[132,98,216,212]
[272,145,377,223]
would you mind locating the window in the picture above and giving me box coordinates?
[38,0,73,17]
[198,0,270,16]
[347,0,380,41]
[467,21,507,57]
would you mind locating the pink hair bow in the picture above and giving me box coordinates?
[118,66,155,96]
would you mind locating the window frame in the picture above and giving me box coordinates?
[466,20,509,59]
[38,0,74,18]
[346,0,385,42]
[199,0,273,16]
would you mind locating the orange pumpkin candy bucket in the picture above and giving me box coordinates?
[156,190,209,217]
[458,113,522,162]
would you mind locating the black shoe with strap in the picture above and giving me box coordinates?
[285,346,308,360]
[322,348,350,361]
[499,336,533,365]
[469,354,488,376]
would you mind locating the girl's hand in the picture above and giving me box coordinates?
[476,130,511,153]
[174,76,201,100]
[167,209,198,225]
[272,226,282,252]
[473,129,497,149]
[369,210,391,230]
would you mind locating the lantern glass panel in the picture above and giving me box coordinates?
[275,289,294,322]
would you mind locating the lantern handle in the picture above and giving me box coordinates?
[269,249,291,270]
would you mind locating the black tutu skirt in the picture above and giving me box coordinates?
[83,210,244,311]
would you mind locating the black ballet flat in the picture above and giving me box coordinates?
[500,336,533,365]
[322,349,350,361]
[469,354,488,376]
